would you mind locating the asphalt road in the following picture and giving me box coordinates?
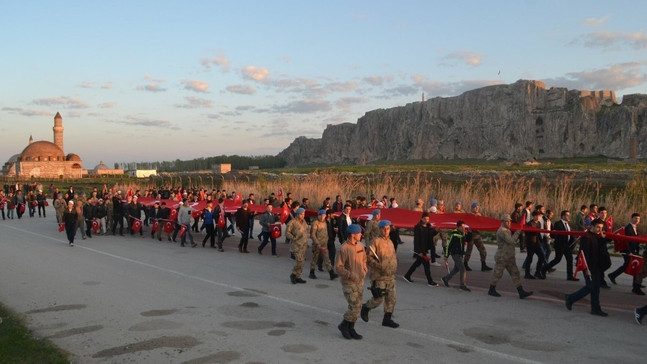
[0,207,644,364]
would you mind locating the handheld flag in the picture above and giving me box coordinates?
[132,219,142,232]
[169,209,178,221]
[151,219,159,233]
[279,206,290,224]
[163,221,174,234]
[625,254,645,277]
[92,220,99,233]
[270,223,282,239]
[574,251,589,278]
[178,225,188,238]
[58,223,65,232]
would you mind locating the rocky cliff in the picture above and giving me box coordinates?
[278,80,647,166]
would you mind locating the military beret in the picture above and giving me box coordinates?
[348,224,362,234]
[378,220,391,228]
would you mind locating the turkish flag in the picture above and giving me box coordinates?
[30,201,38,207]
[18,204,25,213]
[92,220,99,233]
[270,223,282,239]
[279,206,290,224]
[44,201,49,206]
[277,188,283,198]
[178,225,188,238]
[169,209,178,221]
[192,210,203,219]
[234,193,242,203]
[574,251,589,278]
[151,219,159,232]
[132,219,142,232]
[163,221,174,234]
[217,212,226,228]
[58,222,65,232]
[625,254,645,277]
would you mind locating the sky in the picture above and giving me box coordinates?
[1,0,646,168]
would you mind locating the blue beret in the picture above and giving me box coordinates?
[372,209,380,216]
[318,209,326,215]
[347,224,362,234]
[429,198,438,205]
[296,208,305,214]
[378,220,391,228]
[471,202,479,209]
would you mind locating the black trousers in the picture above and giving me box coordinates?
[203,224,215,246]
[405,255,433,283]
[546,241,573,278]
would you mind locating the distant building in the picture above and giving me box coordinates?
[212,164,231,174]
[90,161,124,176]
[128,169,157,178]
[2,113,84,178]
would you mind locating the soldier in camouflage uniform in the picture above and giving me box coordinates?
[363,209,381,250]
[464,202,492,272]
[309,209,339,280]
[287,208,309,284]
[53,193,66,224]
[336,224,367,340]
[361,220,400,328]
[488,214,533,299]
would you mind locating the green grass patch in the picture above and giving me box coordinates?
[0,303,69,364]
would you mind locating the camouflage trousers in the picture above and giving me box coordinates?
[342,282,364,322]
[291,246,307,277]
[464,234,487,262]
[490,258,522,287]
[310,244,333,271]
[365,278,396,313]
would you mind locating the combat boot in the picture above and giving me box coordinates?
[464,261,472,271]
[347,321,363,340]
[382,312,399,328]
[309,269,317,279]
[488,285,501,297]
[517,286,533,299]
[481,261,492,271]
[360,304,370,322]
[337,320,352,339]
[329,270,338,280]
[289,274,297,284]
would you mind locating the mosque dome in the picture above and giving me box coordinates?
[66,153,82,162]
[93,161,110,171]
[19,141,65,162]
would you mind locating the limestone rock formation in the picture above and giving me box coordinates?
[278,80,647,166]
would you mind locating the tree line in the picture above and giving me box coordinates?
[116,155,286,172]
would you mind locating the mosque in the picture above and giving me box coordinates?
[2,112,85,178]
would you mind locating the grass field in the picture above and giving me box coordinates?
[0,303,69,364]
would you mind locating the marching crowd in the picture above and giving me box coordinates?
[2,182,647,338]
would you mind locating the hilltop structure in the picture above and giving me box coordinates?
[278,80,647,166]
[2,112,84,178]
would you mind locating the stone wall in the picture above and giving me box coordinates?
[278,80,647,166]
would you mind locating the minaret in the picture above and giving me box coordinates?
[53,112,63,152]
[29,135,33,144]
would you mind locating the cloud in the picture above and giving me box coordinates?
[259,117,322,139]
[226,84,256,95]
[2,107,52,117]
[108,115,175,128]
[327,82,358,92]
[101,82,113,89]
[241,65,270,83]
[136,83,166,92]
[175,96,213,109]
[144,73,165,82]
[544,62,647,91]
[442,50,484,66]
[67,111,83,118]
[182,79,210,93]
[581,31,647,49]
[201,53,230,72]
[363,76,384,86]
[32,96,89,109]
[236,105,255,111]
[383,85,419,97]
[272,99,332,113]
[583,15,610,27]
[98,102,116,109]
[336,97,370,110]
[78,81,94,89]
[206,113,220,119]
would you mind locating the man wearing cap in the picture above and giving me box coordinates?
[364,209,381,250]
[361,220,399,328]
[488,214,533,299]
[336,224,367,340]
[464,202,492,272]
[310,209,339,280]
[287,208,309,284]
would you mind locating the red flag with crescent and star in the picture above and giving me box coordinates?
[132,219,142,232]
[270,223,282,239]
[178,225,188,238]
[625,254,645,277]
[151,219,159,232]
[574,251,589,278]
[163,221,174,234]
[92,220,99,233]
[58,222,65,232]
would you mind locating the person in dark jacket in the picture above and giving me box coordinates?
[111,192,124,236]
[63,200,78,246]
[565,219,612,316]
[608,213,643,295]
[83,201,96,238]
[202,201,216,248]
[235,200,251,253]
[442,220,469,291]
[337,204,352,245]
[403,212,439,286]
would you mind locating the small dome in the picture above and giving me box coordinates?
[66,153,82,161]
[6,153,20,164]
[19,141,65,161]
[93,161,110,171]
